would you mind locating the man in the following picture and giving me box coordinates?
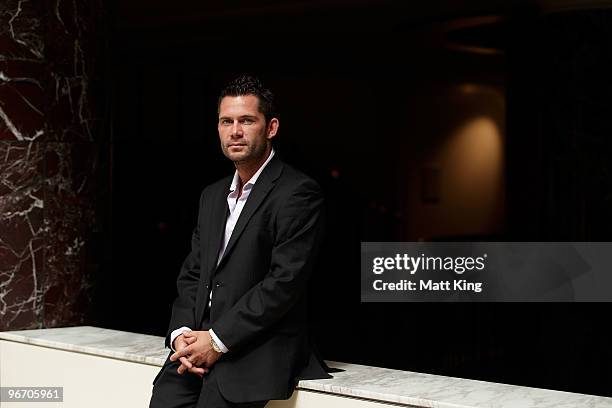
[149,75,332,408]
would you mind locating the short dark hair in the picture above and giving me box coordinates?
[217,75,277,123]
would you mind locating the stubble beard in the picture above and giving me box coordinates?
[225,140,268,167]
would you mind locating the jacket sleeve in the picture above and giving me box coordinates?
[164,188,206,348]
[211,179,325,352]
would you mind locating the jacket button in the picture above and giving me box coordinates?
[205,284,209,288]
[215,282,223,287]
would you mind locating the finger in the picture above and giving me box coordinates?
[190,366,206,375]
[183,331,196,337]
[185,336,197,344]
[170,351,182,361]
[171,345,192,361]
[179,356,193,369]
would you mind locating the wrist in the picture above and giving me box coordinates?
[210,335,222,353]
[174,333,186,347]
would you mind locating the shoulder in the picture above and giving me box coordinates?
[272,162,324,219]
[273,162,325,234]
[276,162,322,196]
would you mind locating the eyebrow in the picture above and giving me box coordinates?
[218,115,258,121]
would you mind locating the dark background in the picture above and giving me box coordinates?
[93,0,612,397]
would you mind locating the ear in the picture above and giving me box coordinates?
[266,118,279,141]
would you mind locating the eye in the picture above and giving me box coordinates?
[220,119,232,125]
[241,118,254,125]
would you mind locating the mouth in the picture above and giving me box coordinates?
[228,144,246,148]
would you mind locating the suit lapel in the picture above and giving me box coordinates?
[204,177,232,277]
[195,176,231,328]
[215,155,284,270]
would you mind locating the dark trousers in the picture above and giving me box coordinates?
[149,312,269,408]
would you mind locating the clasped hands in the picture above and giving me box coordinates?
[170,330,222,378]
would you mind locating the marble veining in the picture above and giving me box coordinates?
[301,362,612,408]
[0,0,106,331]
[1,326,611,408]
[0,326,169,366]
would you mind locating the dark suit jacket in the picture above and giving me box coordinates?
[163,154,332,403]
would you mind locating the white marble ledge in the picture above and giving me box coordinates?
[0,326,168,366]
[1,326,611,408]
[303,361,612,408]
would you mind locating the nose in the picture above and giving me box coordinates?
[231,121,243,138]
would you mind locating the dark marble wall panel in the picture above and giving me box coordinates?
[0,0,107,330]
[0,141,45,327]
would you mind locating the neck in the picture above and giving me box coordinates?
[235,146,272,186]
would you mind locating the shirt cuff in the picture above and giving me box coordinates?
[209,328,229,353]
[169,326,192,352]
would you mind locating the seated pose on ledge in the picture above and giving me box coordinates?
[149,75,332,408]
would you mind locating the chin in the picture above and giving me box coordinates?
[227,153,248,162]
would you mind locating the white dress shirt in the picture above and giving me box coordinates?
[170,149,276,353]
